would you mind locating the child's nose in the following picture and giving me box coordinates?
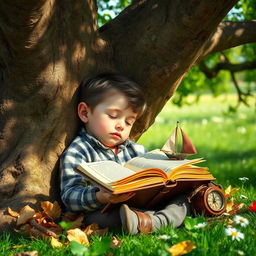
[116,120,124,131]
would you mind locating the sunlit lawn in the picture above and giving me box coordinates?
[139,94,256,188]
[1,94,255,256]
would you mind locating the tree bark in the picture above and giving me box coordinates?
[198,20,256,61]
[1,0,255,231]
[0,0,99,231]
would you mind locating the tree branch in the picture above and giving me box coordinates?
[99,0,238,138]
[199,20,256,60]
[199,60,256,78]
[199,53,253,107]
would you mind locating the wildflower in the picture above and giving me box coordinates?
[225,227,244,241]
[194,222,207,229]
[236,250,245,255]
[248,201,256,212]
[240,195,248,199]
[238,177,249,182]
[158,234,170,240]
[233,215,249,227]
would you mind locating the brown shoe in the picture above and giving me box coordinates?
[120,204,152,235]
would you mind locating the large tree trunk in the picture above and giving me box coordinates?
[1,0,255,231]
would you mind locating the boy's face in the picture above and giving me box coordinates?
[78,91,138,149]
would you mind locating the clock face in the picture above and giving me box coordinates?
[207,190,225,211]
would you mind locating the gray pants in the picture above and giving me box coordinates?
[84,194,191,230]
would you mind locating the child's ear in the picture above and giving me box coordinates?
[78,102,90,123]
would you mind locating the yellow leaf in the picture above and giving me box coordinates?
[225,185,239,198]
[110,236,123,249]
[50,237,63,248]
[167,240,196,256]
[41,201,61,220]
[67,228,90,246]
[12,245,26,249]
[17,205,36,226]
[7,207,20,218]
[226,197,236,212]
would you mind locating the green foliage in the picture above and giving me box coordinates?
[97,0,256,107]
[69,241,90,256]
[97,0,131,26]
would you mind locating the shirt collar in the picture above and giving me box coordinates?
[79,127,131,151]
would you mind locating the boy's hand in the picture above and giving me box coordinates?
[96,189,135,204]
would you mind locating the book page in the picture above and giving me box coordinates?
[77,161,136,184]
[124,149,204,175]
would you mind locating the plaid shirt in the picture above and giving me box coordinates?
[60,127,147,212]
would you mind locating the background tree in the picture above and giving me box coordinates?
[99,0,256,108]
[0,0,256,231]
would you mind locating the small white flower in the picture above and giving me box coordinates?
[225,227,244,241]
[233,215,249,227]
[236,250,245,255]
[158,234,170,240]
[194,222,207,229]
[240,194,248,199]
[239,177,249,181]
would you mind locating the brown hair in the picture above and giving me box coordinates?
[79,73,147,118]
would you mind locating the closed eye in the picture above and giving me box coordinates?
[108,114,117,119]
[126,119,135,126]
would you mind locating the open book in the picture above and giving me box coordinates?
[76,149,214,194]
[76,124,216,209]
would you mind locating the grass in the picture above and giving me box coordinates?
[1,94,256,256]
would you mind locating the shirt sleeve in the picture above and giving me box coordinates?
[60,144,104,212]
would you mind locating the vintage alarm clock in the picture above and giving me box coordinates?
[189,183,227,216]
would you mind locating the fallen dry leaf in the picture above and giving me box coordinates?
[14,251,38,256]
[33,212,46,224]
[84,223,100,235]
[41,201,61,220]
[50,237,63,248]
[17,206,36,226]
[8,207,20,218]
[62,212,83,222]
[84,223,108,236]
[93,227,108,236]
[20,224,47,238]
[225,197,245,216]
[167,240,196,256]
[110,236,123,249]
[12,245,26,249]
[226,197,236,212]
[225,185,239,198]
[67,215,84,230]
[67,228,90,246]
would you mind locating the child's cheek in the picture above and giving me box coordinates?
[98,121,111,133]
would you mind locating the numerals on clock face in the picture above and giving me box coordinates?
[207,190,224,211]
